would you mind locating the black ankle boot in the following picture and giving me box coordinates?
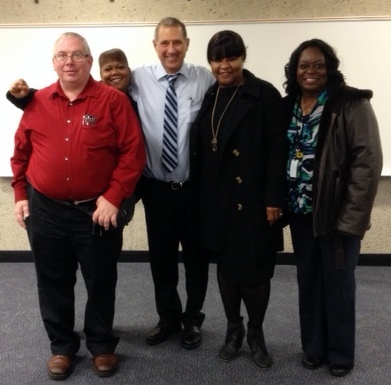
[247,324,272,370]
[218,317,246,362]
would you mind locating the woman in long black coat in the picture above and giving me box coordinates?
[190,30,287,369]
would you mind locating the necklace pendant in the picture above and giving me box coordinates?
[210,81,242,154]
[211,138,218,152]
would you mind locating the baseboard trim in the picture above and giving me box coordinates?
[0,250,390,266]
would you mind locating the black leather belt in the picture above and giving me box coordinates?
[143,177,190,190]
[168,181,189,190]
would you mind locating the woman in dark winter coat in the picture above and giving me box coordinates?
[190,30,287,370]
[283,39,382,377]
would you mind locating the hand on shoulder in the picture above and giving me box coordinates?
[9,79,30,99]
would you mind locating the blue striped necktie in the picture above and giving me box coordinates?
[162,74,180,173]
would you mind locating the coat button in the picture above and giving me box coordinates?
[237,203,243,211]
[235,177,243,184]
[232,149,240,156]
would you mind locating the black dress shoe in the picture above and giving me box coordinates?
[302,354,323,370]
[181,325,202,349]
[329,363,352,377]
[145,322,182,345]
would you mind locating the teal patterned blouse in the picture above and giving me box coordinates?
[287,90,328,214]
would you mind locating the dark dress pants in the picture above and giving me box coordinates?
[139,176,209,327]
[26,186,121,356]
[289,213,360,368]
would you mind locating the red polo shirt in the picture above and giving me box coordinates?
[11,76,146,208]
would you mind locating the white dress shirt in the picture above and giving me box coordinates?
[132,62,215,182]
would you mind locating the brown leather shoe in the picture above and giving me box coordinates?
[47,354,73,380]
[92,353,118,377]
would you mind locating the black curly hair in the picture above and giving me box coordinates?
[283,38,345,96]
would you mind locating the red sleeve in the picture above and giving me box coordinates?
[11,113,32,202]
[102,93,146,208]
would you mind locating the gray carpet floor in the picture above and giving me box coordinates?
[0,263,389,385]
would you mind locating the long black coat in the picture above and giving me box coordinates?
[190,70,287,284]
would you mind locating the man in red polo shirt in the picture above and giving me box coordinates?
[11,32,145,380]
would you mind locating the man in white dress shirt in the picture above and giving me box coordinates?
[132,17,215,349]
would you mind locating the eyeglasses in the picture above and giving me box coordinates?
[53,52,89,63]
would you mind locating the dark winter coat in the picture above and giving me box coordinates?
[190,70,287,284]
[283,84,382,239]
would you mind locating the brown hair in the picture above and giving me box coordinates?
[154,17,187,40]
[98,48,129,68]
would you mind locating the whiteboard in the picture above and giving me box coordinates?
[1,19,390,175]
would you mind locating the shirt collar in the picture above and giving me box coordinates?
[48,76,100,100]
[156,62,188,81]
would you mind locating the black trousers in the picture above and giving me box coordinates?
[138,176,209,327]
[289,213,361,368]
[26,186,121,356]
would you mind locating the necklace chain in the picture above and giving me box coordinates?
[211,81,242,152]
[300,98,317,116]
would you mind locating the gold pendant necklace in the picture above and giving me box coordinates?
[211,80,242,152]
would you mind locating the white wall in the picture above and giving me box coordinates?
[1,19,390,176]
